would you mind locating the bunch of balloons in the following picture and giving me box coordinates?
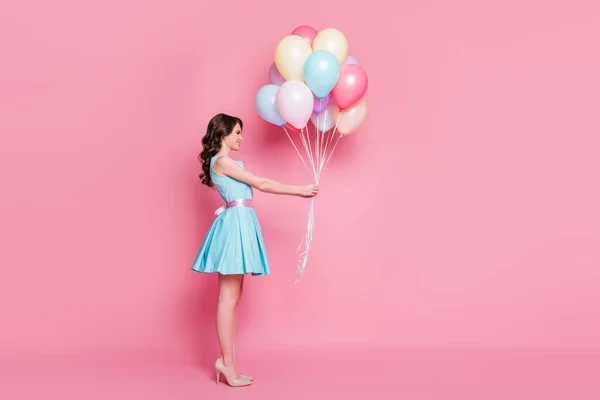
[254,25,369,282]
[255,25,369,136]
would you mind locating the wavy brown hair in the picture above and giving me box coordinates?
[198,113,243,187]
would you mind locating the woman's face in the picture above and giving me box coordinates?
[222,123,243,151]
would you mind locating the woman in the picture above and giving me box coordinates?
[192,113,318,387]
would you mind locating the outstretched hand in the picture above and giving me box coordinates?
[299,184,319,198]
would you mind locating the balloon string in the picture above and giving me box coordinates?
[294,197,315,284]
[315,100,322,172]
[320,113,338,172]
[298,132,315,180]
[323,133,342,172]
[298,127,317,182]
[283,126,310,174]
[304,127,317,182]
[292,102,342,283]
[320,113,343,174]
[319,103,329,173]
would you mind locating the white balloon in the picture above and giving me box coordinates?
[310,101,337,132]
[276,80,314,130]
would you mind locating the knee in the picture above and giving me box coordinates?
[218,292,241,307]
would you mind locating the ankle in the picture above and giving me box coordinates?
[221,357,236,368]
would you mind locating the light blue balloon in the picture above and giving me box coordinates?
[255,84,286,126]
[304,50,340,99]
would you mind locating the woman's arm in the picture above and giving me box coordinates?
[215,156,318,197]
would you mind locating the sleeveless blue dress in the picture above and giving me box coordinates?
[191,155,271,276]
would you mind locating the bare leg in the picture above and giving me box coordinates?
[233,275,244,370]
[216,273,243,378]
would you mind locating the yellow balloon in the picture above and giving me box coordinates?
[312,28,348,65]
[334,99,368,135]
[274,35,313,81]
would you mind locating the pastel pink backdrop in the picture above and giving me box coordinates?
[1,0,600,366]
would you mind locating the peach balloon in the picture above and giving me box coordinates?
[334,99,368,135]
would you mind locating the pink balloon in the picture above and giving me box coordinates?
[332,64,368,110]
[276,80,314,130]
[268,62,285,86]
[284,122,302,132]
[291,25,318,46]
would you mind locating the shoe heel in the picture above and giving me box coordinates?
[215,358,251,387]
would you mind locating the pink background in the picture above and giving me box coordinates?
[1,0,600,376]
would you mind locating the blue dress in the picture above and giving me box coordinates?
[191,155,271,276]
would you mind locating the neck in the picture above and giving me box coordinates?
[216,147,231,157]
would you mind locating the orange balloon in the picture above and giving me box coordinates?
[334,99,368,135]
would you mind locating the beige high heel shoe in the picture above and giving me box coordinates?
[240,373,253,381]
[215,358,252,387]
[218,356,253,381]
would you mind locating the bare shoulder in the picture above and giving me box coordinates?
[214,156,235,167]
[214,156,243,175]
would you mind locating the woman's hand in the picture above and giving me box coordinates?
[298,184,319,198]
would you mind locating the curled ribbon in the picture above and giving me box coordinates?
[214,198,254,217]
